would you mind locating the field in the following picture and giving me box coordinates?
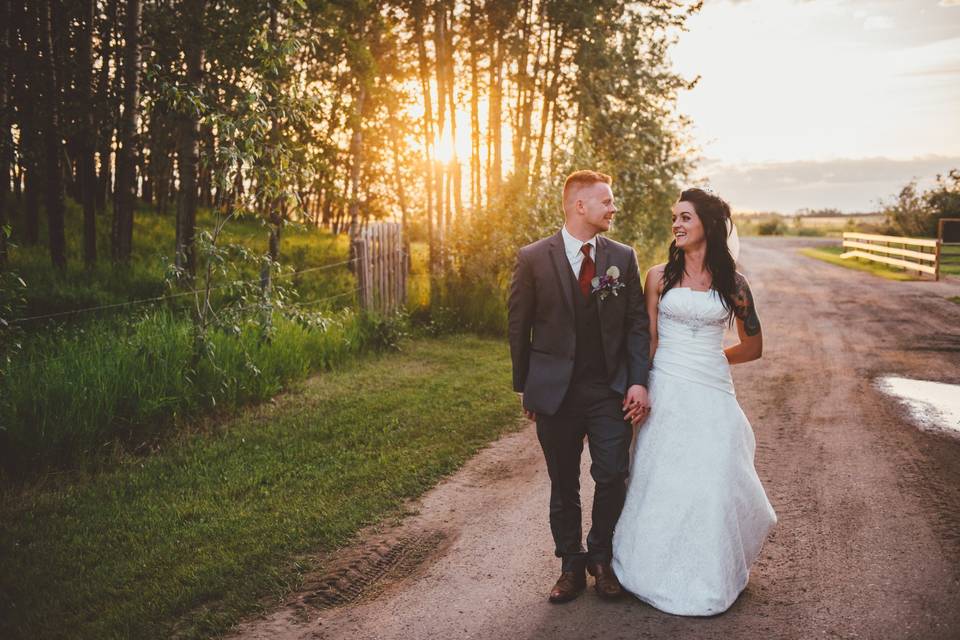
[796,214,885,231]
[735,213,886,237]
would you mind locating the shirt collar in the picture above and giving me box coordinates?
[561,225,597,260]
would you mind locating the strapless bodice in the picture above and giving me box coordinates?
[653,287,734,394]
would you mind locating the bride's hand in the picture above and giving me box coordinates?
[623,384,650,426]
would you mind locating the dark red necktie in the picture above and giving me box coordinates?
[578,243,595,299]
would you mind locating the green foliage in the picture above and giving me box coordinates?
[883,169,960,238]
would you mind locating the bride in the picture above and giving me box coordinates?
[612,188,777,616]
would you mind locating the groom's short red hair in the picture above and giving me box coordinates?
[563,170,612,203]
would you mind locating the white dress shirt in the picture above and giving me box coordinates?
[560,225,597,277]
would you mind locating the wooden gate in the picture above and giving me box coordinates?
[352,222,407,313]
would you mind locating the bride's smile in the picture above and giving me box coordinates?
[671,200,705,249]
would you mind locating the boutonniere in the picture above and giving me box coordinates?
[591,266,625,301]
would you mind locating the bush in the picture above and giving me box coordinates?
[883,169,960,237]
[757,218,788,235]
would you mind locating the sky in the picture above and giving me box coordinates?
[670,0,960,213]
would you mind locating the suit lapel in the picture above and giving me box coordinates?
[595,235,609,285]
[594,236,609,331]
[548,232,574,320]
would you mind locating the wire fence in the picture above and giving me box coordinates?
[2,286,367,376]
[2,223,411,378]
[7,255,363,325]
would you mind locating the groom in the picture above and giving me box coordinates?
[508,170,651,603]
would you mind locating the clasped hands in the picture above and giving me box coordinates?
[622,384,650,426]
[518,384,650,426]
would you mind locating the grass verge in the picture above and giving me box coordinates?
[799,246,919,281]
[0,308,399,477]
[0,335,520,640]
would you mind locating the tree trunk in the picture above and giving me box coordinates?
[38,0,66,271]
[486,18,502,197]
[532,26,563,186]
[389,122,409,238]
[13,154,22,201]
[0,0,9,268]
[412,0,437,286]
[512,0,535,177]
[433,3,449,249]
[200,123,214,207]
[15,0,41,245]
[78,0,97,267]
[174,0,206,278]
[347,83,365,241]
[468,0,481,212]
[51,0,75,200]
[95,0,117,212]
[260,1,283,301]
[113,0,140,262]
[443,2,462,226]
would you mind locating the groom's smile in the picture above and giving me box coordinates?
[577,183,618,236]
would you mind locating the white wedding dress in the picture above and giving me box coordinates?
[611,287,777,616]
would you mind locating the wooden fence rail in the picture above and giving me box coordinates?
[841,232,940,279]
[352,222,407,314]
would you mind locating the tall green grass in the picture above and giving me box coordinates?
[0,307,403,478]
[1,193,433,479]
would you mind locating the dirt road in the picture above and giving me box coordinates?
[228,237,960,640]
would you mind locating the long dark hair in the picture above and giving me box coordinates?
[661,188,738,316]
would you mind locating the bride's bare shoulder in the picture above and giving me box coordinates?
[645,263,666,292]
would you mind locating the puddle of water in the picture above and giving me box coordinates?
[876,376,960,436]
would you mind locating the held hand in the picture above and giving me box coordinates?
[622,384,650,426]
[519,393,536,421]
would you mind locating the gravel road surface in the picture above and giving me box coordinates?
[228,237,960,640]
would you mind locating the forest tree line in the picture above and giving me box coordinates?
[0,0,698,291]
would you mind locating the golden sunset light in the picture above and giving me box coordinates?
[4,2,960,638]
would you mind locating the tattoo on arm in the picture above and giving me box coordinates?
[733,275,761,336]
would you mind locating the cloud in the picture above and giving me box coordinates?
[901,64,960,78]
[695,155,960,213]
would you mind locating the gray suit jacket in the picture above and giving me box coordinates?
[507,230,651,416]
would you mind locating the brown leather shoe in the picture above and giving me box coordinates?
[548,570,586,603]
[587,562,623,599]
